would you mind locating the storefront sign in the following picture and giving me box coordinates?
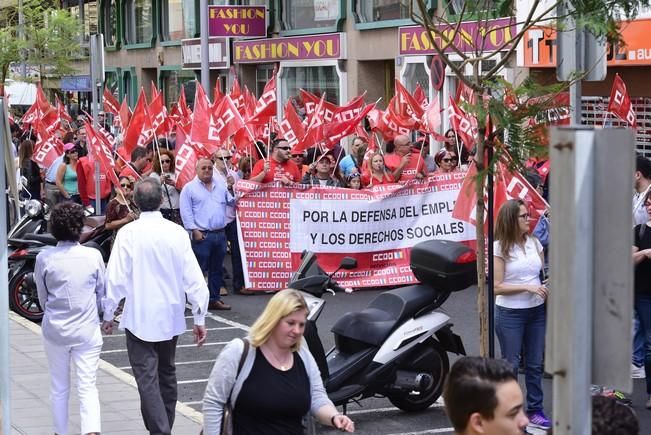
[234,33,345,63]
[61,75,91,92]
[208,5,266,37]
[399,17,515,55]
[181,37,230,69]
[523,19,651,67]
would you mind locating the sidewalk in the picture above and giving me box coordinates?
[8,312,203,435]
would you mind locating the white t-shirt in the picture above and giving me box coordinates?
[494,237,544,309]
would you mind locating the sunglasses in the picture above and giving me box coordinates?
[219,156,232,160]
[66,149,78,154]
[276,147,291,151]
[291,155,303,158]
[519,213,530,219]
[120,183,133,188]
[160,159,171,164]
[442,157,458,163]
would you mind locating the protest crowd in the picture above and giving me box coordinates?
[6,72,646,435]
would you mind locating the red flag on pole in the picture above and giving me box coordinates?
[33,124,64,169]
[448,97,476,151]
[85,121,121,188]
[122,89,150,155]
[607,73,637,128]
[278,99,306,151]
[103,87,120,115]
[248,72,277,124]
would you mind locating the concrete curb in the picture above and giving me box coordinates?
[8,312,204,425]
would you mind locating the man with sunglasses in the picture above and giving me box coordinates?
[384,134,427,182]
[250,138,301,184]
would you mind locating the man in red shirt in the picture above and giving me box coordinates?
[76,155,112,213]
[250,138,301,184]
[383,134,427,182]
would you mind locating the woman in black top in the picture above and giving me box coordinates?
[633,190,651,409]
[18,139,42,200]
[202,289,355,434]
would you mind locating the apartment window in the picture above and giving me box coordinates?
[282,0,339,31]
[102,0,118,46]
[255,65,275,98]
[124,0,154,44]
[356,0,411,22]
[161,0,196,40]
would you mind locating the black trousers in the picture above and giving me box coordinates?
[126,329,179,435]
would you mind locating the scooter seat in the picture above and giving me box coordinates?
[332,285,437,348]
[24,233,57,245]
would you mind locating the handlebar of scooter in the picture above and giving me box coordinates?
[329,280,346,294]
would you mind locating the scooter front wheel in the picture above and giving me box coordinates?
[9,269,43,322]
[387,340,449,412]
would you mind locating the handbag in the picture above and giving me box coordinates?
[220,338,249,435]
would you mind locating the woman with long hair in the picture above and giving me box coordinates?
[105,176,139,241]
[203,289,355,434]
[493,199,550,430]
[434,148,459,173]
[18,139,42,200]
[55,143,81,204]
[360,152,393,187]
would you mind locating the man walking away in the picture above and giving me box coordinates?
[102,178,209,435]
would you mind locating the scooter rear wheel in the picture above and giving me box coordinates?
[9,269,44,322]
[387,340,449,412]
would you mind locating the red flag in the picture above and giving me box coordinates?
[150,81,160,101]
[248,72,277,124]
[332,94,366,123]
[174,127,198,190]
[607,73,637,128]
[448,97,476,151]
[122,89,154,155]
[229,77,245,112]
[170,85,192,130]
[323,103,376,148]
[190,83,218,155]
[55,95,72,125]
[300,89,338,122]
[148,93,170,136]
[421,96,441,134]
[414,84,427,107]
[455,81,476,106]
[395,79,424,119]
[115,97,131,131]
[278,99,306,151]
[84,121,121,188]
[210,95,247,149]
[33,124,64,169]
[103,87,120,115]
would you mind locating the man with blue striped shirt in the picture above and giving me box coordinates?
[180,157,235,310]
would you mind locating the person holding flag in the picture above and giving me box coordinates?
[383,135,427,182]
[250,138,301,185]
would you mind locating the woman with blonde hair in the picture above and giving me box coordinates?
[203,289,355,434]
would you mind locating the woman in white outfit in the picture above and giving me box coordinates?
[35,201,105,435]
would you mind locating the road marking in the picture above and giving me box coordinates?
[104,326,238,338]
[100,341,229,354]
[386,429,453,435]
[186,304,251,331]
[116,359,217,370]
[178,378,210,385]
[347,403,443,416]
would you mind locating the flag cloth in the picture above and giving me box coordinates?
[607,73,637,128]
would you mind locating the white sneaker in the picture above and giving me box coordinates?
[632,364,646,379]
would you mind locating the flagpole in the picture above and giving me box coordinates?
[602,111,610,129]
[487,138,495,358]
[115,152,143,180]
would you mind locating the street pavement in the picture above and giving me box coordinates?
[9,255,651,434]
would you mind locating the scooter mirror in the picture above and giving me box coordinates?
[340,257,357,270]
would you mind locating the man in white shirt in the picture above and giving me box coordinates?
[102,177,209,435]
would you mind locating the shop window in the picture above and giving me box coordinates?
[281,65,340,117]
[402,62,429,95]
[255,65,275,97]
[161,70,197,108]
[102,0,118,47]
[123,0,154,45]
[356,0,411,22]
[281,0,339,31]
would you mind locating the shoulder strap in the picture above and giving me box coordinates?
[236,338,249,377]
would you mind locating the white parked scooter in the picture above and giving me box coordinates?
[289,239,476,412]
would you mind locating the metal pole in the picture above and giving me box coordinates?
[200,0,210,98]
[487,141,495,358]
[0,95,12,435]
[90,34,104,214]
[18,0,26,78]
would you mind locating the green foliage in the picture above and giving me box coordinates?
[0,0,82,86]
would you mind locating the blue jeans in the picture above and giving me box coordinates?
[495,304,546,413]
[633,310,645,367]
[634,294,651,394]
[191,231,227,302]
[222,220,245,291]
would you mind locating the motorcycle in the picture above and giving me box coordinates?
[7,214,112,322]
[289,239,476,413]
